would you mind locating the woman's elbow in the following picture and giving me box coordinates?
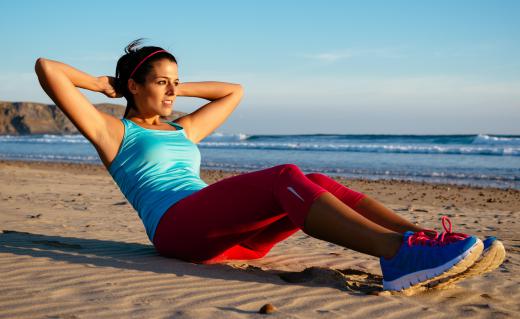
[34,58,50,75]
[234,83,244,96]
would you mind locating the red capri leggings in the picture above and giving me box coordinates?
[153,164,366,264]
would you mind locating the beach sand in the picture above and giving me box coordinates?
[0,160,518,318]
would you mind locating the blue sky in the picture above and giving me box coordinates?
[1,0,519,134]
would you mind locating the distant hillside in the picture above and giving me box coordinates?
[0,101,186,135]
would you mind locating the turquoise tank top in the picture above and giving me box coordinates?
[108,118,208,241]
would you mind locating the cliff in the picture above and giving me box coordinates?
[0,101,186,135]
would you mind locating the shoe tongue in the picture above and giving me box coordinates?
[402,231,417,245]
[403,231,415,238]
[483,236,496,249]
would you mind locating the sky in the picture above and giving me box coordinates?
[1,0,519,135]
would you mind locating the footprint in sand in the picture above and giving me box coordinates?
[275,267,467,296]
[277,267,384,295]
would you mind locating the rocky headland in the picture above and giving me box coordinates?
[0,101,185,135]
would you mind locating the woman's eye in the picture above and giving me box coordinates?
[157,80,166,85]
[174,81,180,86]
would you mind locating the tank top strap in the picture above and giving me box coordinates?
[121,117,132,128]
[169,121,184,130]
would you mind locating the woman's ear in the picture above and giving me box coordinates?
[128,78,138,94]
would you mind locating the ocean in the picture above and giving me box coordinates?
[0,133,519,189]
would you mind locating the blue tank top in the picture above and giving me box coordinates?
[108,118,208,241]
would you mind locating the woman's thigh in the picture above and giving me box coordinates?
[153,165,296,261]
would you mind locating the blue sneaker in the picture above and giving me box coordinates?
[431,236,506,289]
[380,231,483,291]
[478,237,506,273]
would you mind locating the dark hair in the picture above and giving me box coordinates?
[115,38,177,118]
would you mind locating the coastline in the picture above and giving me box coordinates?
[0,159,518,318]
[2,159,518,211]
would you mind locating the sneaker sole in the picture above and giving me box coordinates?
[383,239,483,292]
[430,239,506,289]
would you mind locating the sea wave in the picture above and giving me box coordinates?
[0,153,99,162]
[203,161,519,181]
[207,133,520,147]
[201,161,519,189]
[0,134,88,144]
[200,132,249,142]
[199,141,520,156]
[472,134,520,145]
[2,132,520,148]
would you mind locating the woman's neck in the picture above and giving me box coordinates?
[125,109,162,125]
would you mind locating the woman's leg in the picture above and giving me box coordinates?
[225,216,299,260]
[153,164,402,263]
[304,192,402,259]
[242,172,420,259]
[302,172,484,292]
[154,164,323,263]
[305,173,424,234]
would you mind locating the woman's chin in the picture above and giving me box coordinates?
[160,108,173,117]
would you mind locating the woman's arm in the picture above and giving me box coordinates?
[174,81,243,144]
[35,58,119,144]
[176,81,242,101]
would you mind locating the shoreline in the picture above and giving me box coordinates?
[1,159,519,212]
[1,158,517,192]
[0,157,517,191]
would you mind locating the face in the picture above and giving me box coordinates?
[129,58,179,117]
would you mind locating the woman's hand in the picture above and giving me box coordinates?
[173,81,243,143]
[175,81,242,101]
[97,76,122,98]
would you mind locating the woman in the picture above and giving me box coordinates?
[35,39,504,292]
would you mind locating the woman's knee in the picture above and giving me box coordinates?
[305,172,327,183]
[275,164,307,185]
[275,163,302,174]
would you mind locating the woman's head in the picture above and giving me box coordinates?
[115,39,178,118]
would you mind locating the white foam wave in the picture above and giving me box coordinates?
[0,153,99,162]
[199,141,520,156]
[0,134,88,144]
[202,132,249,142]
[200,162,520,189]
[472,134,520,146]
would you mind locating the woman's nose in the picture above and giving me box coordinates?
[166,82,175,95]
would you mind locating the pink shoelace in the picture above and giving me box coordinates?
[407,216,469,247]
[438,216,470,243]
[407,229,439,247]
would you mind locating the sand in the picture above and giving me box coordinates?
[0,160,518,318]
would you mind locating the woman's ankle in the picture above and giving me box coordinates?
[380,233,404,259]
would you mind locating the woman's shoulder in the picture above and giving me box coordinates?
[173,116,195,142]
[172,116,187,128]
